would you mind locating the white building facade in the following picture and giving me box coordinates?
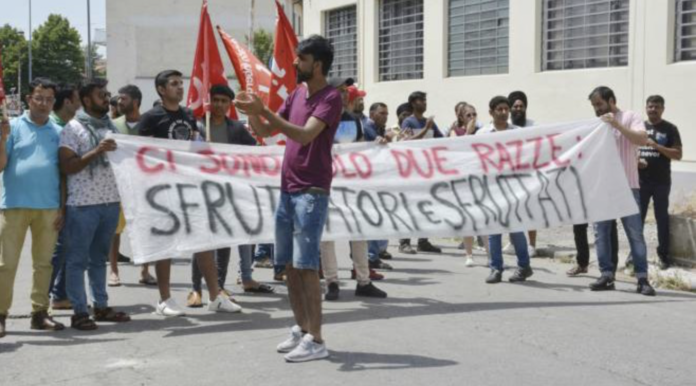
[302,0,696,181]
[106,0,302,108]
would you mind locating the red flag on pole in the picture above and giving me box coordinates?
[186,0,237,120]
[217,26,272,106]
[269,1,299,113]
[0,45,6,104]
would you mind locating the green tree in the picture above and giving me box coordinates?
[32,14,84,85]
[0,24,29,95]
[251,29,274,66]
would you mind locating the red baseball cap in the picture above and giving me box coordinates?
[347,85,366,103]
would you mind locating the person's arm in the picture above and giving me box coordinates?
[648,140,682,160]
[59,125,118,175]
[601,112,648,146]
[0,117,10,173]
[236,92,329,146]
[408,116,435,140]
[54,173,67,231]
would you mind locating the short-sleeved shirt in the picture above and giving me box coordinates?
[334,111,364,144]
[278,84,342,193]
[60,119,120,207]
[113,116,140,136]
[477,122,521,135]
[363,119,386,141]
[1,113,62,209]
[401,116,444,139]
[136,105,196,140]
[639,119,682,185]
[610,110,645,190]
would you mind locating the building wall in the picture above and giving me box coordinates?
[303,0,696,181]
[106,0,297,108]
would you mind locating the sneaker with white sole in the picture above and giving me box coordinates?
[277,325,304,353]
[284,334,329,363]
[502,243,515,255]
[528,246,537,258]
[464,255,474,267]
[208,294,242,313]
[156,298,186,317]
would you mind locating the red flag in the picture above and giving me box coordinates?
[217,26,272,106]
[269,1,299,113]
[0,45,6,104]
[186,0,238,119]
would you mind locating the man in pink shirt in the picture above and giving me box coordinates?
[587,86,655,296]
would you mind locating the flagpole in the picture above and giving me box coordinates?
[205,110,211,143]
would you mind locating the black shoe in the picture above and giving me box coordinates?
[486,270,503,284]
[637,278,656,296]
[355,282,387,298]
[369,259,393,270]
[324,282,340,301]
[417,240,441,253]
[509,267,533,283]
[658,259,672,270]
[117,253,131,263]
[378,250,393,260]
[589,276,615,291]
[566,265,588,277]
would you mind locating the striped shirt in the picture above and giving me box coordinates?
[611,110,645,189]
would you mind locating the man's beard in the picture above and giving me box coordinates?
[296,68,313,84]
[511,110,526,126]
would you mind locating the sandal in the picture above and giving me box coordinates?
[244,283,275,294]
[139,274,157,286]
[94,307,131,323]
[71,313,98,331]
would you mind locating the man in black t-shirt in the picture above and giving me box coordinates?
[638,95,683,270]
[136,70,240,316]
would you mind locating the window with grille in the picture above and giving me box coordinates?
[542,0,630,71]
[378,0,424,81]
[448,0,509,76]
[676,0,696,61]
[325,6,358,79]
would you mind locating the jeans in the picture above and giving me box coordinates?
[368,240,389,262]
[594,190,648,279]
[64,203,120,314]
[255,243,284,276]
[488,232,530,271]
[573,221,618,269]
[275,191,329,271]
[191,245,254,292]
[49,229,68,301]
[639,180,671,263]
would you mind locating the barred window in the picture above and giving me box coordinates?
[542,0,630,71]
[379,0,424,81]
[448,0,509,76]
[325,6,358,79]
[676,0,696,61]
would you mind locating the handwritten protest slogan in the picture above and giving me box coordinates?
[107,119,639,263]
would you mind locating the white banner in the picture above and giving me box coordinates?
[107,119,638,264]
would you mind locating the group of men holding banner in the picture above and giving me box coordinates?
[0,1,684,366]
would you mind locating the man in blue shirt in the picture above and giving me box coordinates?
[0,78,66,338]
[398,91,443,254]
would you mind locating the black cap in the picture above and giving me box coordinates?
[328,77,355,88]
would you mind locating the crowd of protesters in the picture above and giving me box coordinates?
[0,35,683,363]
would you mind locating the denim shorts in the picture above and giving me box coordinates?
[274,190,329,270]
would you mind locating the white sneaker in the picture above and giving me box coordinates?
[156,298,186,317]
[502,243,515,255]
[277,325,303,353]
[208,294,242,313]
[284,334,329,363]
[464,255,474,267]
[528,246,537,258]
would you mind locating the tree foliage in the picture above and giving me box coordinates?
[31,14,85,86]
[0,24,29,95]
[252,29,274,66]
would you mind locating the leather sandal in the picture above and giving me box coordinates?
[94,307,131,323]
[71,313,98,331]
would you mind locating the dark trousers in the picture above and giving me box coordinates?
[191,248,231,292]
[639,181,671,263]
[574,221,618,270]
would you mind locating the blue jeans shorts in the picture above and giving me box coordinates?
[274,190,329,271]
